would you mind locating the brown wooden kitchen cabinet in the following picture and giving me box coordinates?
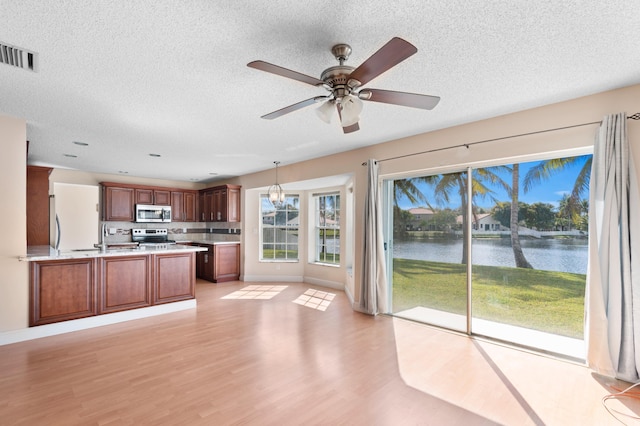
[171,191,184,222]
[183,191,197,222]
[195,243,240,283]
[153,252,196,304]
[199,184,241,222]
[26,166,53,246]
[99,255,152,314]
[30,257,98,326]
[135,188,170,205]
[30,251,196,326]
[213,243,241,282]
[101,183,200,222]
[102,185,135,221]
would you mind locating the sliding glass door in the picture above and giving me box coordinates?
[390,170,469,332]
[387,154,591,357]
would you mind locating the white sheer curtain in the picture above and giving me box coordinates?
[586,112,640,382]
[358,159,388,315]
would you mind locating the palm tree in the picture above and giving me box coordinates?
[510,164,533,268]
[428,167,510,264]
[523,155,592,221]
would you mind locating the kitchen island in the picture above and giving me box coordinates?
[20,245,207,327]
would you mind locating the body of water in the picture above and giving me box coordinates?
[393,237,588,274]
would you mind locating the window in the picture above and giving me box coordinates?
[314,193,340,264]
[260,194,299,261]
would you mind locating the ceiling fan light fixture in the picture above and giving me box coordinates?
[316,100,334,124]
[339,95,363,127]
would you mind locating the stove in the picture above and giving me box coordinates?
[132,228,176,247]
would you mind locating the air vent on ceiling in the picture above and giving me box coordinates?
[0,41,38,72]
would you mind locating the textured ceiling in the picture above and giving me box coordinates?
[1,1,639,183]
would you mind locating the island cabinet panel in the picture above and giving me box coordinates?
[99,255,151,314]
[153,252,195,304]
[103,186,135,221]
[30,258,97,326]
[213,244,240,282]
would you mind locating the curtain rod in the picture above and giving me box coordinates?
[362,112,640,166]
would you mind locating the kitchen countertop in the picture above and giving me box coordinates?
[20,245,208,262]
[176,240,240,246]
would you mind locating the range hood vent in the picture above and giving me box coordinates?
[0,41,37,72]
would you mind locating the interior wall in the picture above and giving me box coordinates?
[235,84,640,307]
[0,115,28,332]
[50,168,204,190]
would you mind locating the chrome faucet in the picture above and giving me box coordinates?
[100,223,108,251]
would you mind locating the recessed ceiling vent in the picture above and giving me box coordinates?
[0,41,38,72]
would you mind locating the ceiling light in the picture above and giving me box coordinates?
[339,95,363,127]
[149,153,161,157]
[316,100,335,124]
[63,154,77,158]
[267,161,285,208]
[72,141,88,146]
[209,172,218,176]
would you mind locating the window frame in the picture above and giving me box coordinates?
[312,192,341,266]
[259,194,300,262]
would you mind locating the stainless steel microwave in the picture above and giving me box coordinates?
[135,204,171,223]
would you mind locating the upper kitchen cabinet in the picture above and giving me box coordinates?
[183,191,197,222]
[26,166,53,246]
[171,190,198,222]
[102,183,135,221]
[135,188,170,206]
[101,183,200,223]
[199,184,241,222]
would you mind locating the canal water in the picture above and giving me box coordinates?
[393,237,588,274]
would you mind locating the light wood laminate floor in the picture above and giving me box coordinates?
[1,280,638,425]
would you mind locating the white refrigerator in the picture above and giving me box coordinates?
[50,183,100,251]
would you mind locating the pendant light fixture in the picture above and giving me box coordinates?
[268,161,285,207]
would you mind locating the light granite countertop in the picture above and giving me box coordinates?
[20,245,208,262]
[178,240,241,246]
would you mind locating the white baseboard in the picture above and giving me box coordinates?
[242,275,304,282]
[303,276,344,292]
[0,299,196,346]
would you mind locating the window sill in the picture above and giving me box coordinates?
[311,262,340,268]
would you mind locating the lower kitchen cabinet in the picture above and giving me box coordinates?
[214,244,240,283]
[99,255,152,314]
[30,258,98,326]
[153,252,195,304]
[29,251,196,326]
[196,243,240,283]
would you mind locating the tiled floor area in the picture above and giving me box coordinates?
[292,288,336,311]
[221,284,288,299]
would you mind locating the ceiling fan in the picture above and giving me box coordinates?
[247,37,440,134]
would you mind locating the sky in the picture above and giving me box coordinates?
[394,154,592,211]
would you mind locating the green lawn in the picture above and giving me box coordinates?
[392,258,586,339]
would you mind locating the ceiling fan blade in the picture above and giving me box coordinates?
[336,103,360,133]
[359,88,440,110]
[261,96,327,120]
[347,37,417,87]
[342,122,360,134]
[248,60,325,87]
